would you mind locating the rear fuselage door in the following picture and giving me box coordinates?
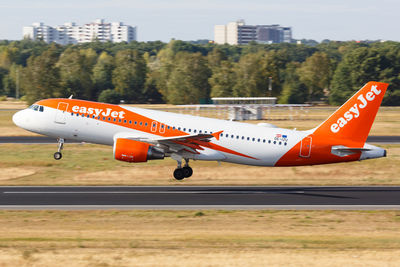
[55,102,69,124]
[300,136,312,158]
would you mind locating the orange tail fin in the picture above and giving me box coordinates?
[313,81,388,146]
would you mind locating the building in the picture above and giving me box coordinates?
[23,19,137,44]
[111,22,136,43]
[55,22,85,45]
[214,20,292,45]
[23,22,56,44]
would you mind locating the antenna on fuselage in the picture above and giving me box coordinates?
[68,95,73,99]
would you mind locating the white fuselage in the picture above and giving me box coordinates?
[13,104,309,166]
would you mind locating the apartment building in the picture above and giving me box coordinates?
[23,19,137,44]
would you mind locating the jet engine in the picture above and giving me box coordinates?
[113,138,164,163]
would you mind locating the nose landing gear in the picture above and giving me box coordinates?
[173,158,193,180]
[54,138,64,160]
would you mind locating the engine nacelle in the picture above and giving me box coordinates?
[113,138,164,163]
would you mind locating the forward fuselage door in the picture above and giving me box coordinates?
[55,102,69,124]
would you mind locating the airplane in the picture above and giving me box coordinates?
[12,81,388,180]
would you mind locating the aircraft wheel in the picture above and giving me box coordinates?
[54,152,62,160]
[182,166,193,178]
[173,168,185,180]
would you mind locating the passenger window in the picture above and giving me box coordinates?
[247,137,250,141]
[257,139,260,142]
[225,134,228,137]
[129,121,132,124]
[108,118,111,121]
[71,113,74,116]
[273,141,276,144]
[140,122,143,125]
[263,139,266,143]
[231,135,234,138]
[188,129,191,132]
[268,140,271,144]
[87,115,89,118]
[252,138,255,141]
[145,122,148,126]
[242,136,244,140]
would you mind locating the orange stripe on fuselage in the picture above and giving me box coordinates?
[194,140,258,160]
[37,98,258,160]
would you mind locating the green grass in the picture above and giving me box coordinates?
[0,143,399,185]
[0,110,17,128]
[0,210,399,250]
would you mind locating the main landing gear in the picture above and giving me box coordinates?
[54,138,64,160]
[173,158,193,180]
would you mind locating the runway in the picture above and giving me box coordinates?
[1,136,400,144]
[0,136,80,144]
[1,186,400,210]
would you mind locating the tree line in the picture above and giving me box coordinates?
[0,39,399,105]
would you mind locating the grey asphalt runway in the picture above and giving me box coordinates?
[0,136,80,144]
[1,186,400,210]
[0,136,399,144]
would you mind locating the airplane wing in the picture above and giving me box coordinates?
[114,131,224,154]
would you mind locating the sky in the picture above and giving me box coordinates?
[0,0,399,42]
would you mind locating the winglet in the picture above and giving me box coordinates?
[212,130,224,141]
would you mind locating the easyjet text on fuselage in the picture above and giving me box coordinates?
[71,105,126,119]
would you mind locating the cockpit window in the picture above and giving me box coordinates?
[29,104,44,112]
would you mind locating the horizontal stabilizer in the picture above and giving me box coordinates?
[331,146,371,157]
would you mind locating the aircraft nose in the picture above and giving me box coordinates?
[12,110,26,128]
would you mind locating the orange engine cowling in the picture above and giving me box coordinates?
[113,138,164,163]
